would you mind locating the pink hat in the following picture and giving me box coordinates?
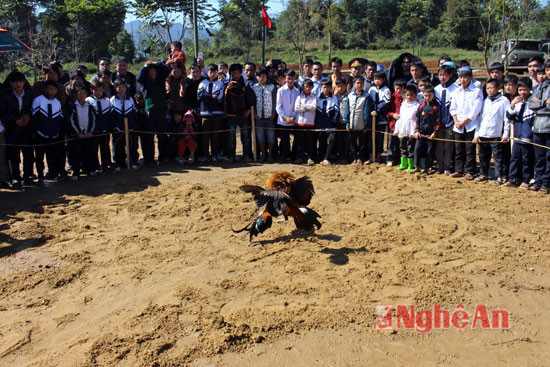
[183,110,195,122]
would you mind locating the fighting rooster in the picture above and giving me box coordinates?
[234,171,322,240]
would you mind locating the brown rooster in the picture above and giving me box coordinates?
[234,171,322,240]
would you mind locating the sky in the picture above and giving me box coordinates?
[125,0,286,23]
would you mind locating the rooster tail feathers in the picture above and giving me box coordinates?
[249,211,273,240]
[293,206,322,231]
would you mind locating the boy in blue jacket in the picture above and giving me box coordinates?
[316,80,340,165]
[504,77,535,189]
[31,80,65,184]
[110,78,139,170]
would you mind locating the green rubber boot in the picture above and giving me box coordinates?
[406,158,415,172]
[396,157,407,170]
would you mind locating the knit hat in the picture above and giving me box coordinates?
[458,67,473,77]
[183,110,195,122]
[442,61,457,69]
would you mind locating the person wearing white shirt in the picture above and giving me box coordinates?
[434,65,459,174]
[275,70,300,161]
[449,67,483,179]
[293,79,317,164]
[473,79,511,183]
[68,87,96,180]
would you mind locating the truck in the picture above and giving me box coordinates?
[489,39,545,72]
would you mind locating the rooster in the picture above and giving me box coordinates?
[234,171,322,240]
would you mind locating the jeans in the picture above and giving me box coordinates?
[255,118,276,145]
[478,137,503,178]
[533,132,550,188]
[227,115,250,158]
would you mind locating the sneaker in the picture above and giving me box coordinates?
[211,156,218,163]
[386,161,393,167]
[9,179,22,189]
[131,164,140,170]
[89,170,99,177]
[197,156,208,163]
[114,166,122,172]
[307,158,315,165]
[216,154,224,161]
[24,177,34,186]
[444,170,451,176]
[320,159,332,166]
[71,175,79,181]
[188,156,196,164]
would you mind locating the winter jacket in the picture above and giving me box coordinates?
[86,95,112,133]
[198,78,225,116]
[68,100,95,137]
[31,95,64,139]
[315,93,339,130]
[507,100,535,143]
[110,94,138,131]
[528,79,550,133]
[0,87,33,133]
[343,91,372,130]
[415,99,441,136]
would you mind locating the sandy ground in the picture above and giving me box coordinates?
[1,162,550,366]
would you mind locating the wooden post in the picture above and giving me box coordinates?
[510,121,515,151]
[371,115,376,163]
[124,117,131,169]
[251,106,257,162]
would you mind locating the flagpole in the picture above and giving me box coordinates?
[262,22,267,66]
[262,2,266,66]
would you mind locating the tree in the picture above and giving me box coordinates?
[108,29,136,61]
[217,0,263,61]
[131,0,216,47]
[437,0,481,49]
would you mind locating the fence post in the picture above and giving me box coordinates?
[124,117,131,169]
[251,106,257,162]
[372,114,376,163]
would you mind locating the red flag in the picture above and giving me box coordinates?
[262,6,272,29]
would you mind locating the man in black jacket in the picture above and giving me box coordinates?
[0,71,35,186]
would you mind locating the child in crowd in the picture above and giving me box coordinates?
[316,79,340,165]
[387,79,406,166]
[87,79,112,173]
[311,62,328,97]
[434,64,459,174]
[176,110,197,164]
[31,80,65,184]
[414,86,440,173]
[344,77,371,164]
[297,58,314,87]
[294,79,318,164]
[473,79,510,184]
[504,77,535,189]
[334,77,349,164]
[369,71,391,163]
[450,67,484,180]
[275,69,300,162]
[394,85,420,172]
[503,75,519,101]
[252,67,277,162]
[536,66,547,90]
[416,75,432,103]
[68,87,96,180]
[198,64,224,162]
[110,78,139,170]
[527,59,550,194]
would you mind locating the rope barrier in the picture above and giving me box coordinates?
[0,126,549,150]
